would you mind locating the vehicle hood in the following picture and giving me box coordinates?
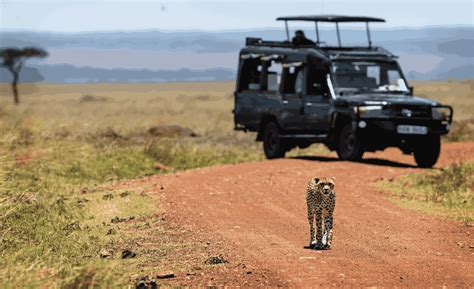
[334,93,439,107]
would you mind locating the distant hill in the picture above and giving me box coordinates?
[1,26,473,83]
[0,65,235,83]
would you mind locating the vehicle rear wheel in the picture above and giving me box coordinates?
[414,135,440,168]
[262,122,286,159]
[337,123,364,161]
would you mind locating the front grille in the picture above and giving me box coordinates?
[385,105,430,119]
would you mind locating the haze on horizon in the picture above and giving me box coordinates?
[1,0,473,33]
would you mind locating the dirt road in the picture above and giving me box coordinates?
[125,142,474,287]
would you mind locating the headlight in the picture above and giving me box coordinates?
[431,107,451,120]
[358,105,383,118]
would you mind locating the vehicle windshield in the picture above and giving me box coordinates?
[331,60,409,96]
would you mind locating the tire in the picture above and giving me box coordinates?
[337,123,364,161]
[262,122,286,159]
[414,135,440,168]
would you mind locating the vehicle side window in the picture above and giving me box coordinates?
[307,64,330,99]
[387,70,402,85]
[282,65,303,95]
[261,60,282,94]
[238,58,262,92]
[367,66,380,85]
[380,66,405,88]
[295,71,304,94]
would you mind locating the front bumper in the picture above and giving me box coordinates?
[358,118,451,135]
[356,118,451,153]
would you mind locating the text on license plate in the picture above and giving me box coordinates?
[397,125,428,135]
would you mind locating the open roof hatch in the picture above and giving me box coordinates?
[276,15,386,48]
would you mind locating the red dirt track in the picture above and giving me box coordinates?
[126,142,474,287]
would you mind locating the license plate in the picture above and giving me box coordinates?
[397,125,428,135]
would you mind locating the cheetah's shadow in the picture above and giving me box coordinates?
[303,245,331,251]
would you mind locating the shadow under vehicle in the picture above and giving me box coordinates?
[233,15,453,168]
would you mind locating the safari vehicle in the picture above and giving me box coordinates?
[233,15,453,168]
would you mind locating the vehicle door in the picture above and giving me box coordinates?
[278,61,306,131]
[303,60,332,133]
[234,53,265,128]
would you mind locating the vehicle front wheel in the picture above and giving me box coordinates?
[262,122,286,159]
[414,135,440,168]
[337,123,364,161]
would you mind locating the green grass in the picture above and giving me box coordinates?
[0,140,155,287]
[381,162,474,222]
[0,128,265,288]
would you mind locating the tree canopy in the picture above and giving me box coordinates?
[0,47,48,104]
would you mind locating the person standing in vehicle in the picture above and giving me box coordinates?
[292,30,315,46]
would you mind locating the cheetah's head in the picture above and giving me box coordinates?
[315,177,335,195]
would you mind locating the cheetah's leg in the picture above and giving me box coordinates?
[315,210,323,249]
[324,215,334,249]
[307,208,316,247]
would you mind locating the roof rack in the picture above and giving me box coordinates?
[276,14,385,48]
[327,48,398,60]
[245,37,293,48]
[244,38,398,60]
[276,15,385,22]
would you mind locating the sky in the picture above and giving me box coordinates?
[0,0,473,32]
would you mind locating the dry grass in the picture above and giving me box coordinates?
[0,82,236,137]
[412,80,474,141]
[412,80,474,121]
[1,79,471,135]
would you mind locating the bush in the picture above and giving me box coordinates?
[414,162,473,209]
[444,119,474,142]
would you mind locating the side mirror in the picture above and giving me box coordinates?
[409,86,414,95]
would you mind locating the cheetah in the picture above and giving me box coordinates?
[306,177,336,250]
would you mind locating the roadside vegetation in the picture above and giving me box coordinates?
[381,162,474,222]
[0,80,472,287]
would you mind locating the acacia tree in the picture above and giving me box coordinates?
[0,47,48,105]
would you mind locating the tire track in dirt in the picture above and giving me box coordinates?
[124,142,474,286]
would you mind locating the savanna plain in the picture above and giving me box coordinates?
[0,80,473,287]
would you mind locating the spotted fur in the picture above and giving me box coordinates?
[306,177,336,249]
